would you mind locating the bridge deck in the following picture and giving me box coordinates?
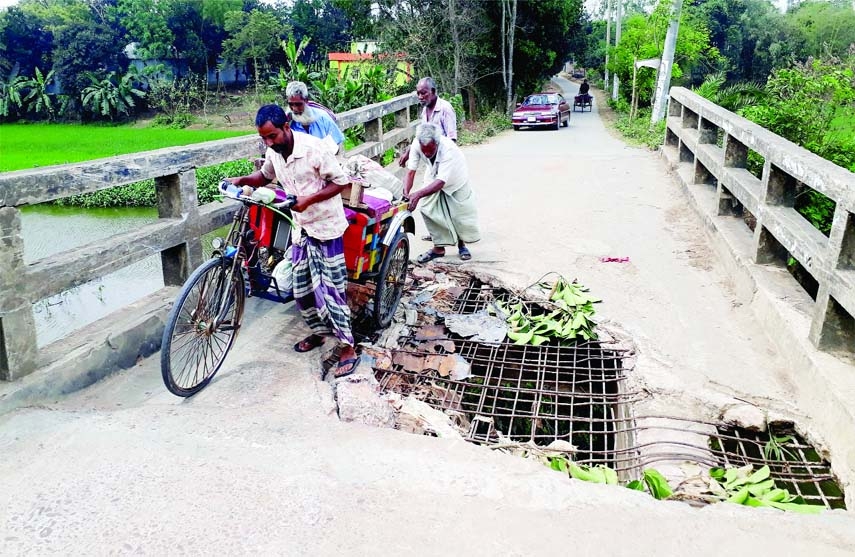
[2,77,855,552]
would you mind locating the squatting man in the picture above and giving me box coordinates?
[403,122,480,264]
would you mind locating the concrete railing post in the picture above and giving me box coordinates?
[365,116,383,144]
[156,170,202,286]
[394,106,410,129]
[811,206,855,349]
[0,208,38,380]
[723,135,747,168]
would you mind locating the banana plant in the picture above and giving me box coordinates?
[0,74,27,118]
[21,67,56,120]
[81,71,145,121]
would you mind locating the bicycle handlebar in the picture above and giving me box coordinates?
[218,180,297,209]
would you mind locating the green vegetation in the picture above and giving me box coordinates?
[613,107,667,150]
[546,457,823,513]
[0,124,249,172]
[458,110,511,145]
[708,464,822,514]
[588,0,854,239]
[1,0,584,126]
[497,275,600,346]
[53,159,254,209]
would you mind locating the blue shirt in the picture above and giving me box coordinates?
[290,109,345,146]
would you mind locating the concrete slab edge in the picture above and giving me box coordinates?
[0,289,176,416]
[662,146,855,504]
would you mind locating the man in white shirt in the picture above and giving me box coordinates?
[404,123,480,263]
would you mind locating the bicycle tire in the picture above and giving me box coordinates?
[161,257,246,397]
[373,232,410,329]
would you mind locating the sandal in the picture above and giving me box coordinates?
[417,250,444,264]
[458,247,472,261]
[294,334,325,353]
[334,356,361,379]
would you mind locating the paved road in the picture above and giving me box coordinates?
[2,77,854,555]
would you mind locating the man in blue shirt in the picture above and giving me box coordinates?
[285,81,345,155]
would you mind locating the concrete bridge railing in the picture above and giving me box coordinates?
[663,87,855,356]
[0,93,419,384]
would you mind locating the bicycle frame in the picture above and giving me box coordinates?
[211,196,294,328]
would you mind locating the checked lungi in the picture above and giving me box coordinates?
[291,233,355,346]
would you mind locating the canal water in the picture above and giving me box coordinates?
[22,205,164,348]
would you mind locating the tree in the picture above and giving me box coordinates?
[289,0,353,63]
[376,0,454,93]
[329,0,375,40]
[607,0,717,108]
[493,0,585,98]
[165,0,208,74]
[118,0,175,60]
[52,18,128,107]
[0,6,54,77]
[222,8,289,99]
[500,0,517,114]
[787,1,855,59]
[0,74,27,119]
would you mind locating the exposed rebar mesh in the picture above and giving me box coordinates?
[377,334,641,470]
[450,280,511,314]
[375,277,846,509]
[710,425,846,510]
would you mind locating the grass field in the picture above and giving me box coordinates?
[0,123,252,172]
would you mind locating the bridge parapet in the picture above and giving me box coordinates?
[0,93,419,383]
[663,87,855,355]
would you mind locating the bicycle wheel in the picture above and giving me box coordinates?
[373,231,410,329]
[161,257,246,397]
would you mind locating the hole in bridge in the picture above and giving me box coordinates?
[709,423,846,510]
[374,277,639,471]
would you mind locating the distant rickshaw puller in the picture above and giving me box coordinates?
[404,122,480,263]
[577,79,592,104]
[226,104,359,377]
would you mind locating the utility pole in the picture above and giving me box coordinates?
[604,0,611,88]
[651,0,683,123]
[611,0,622,100]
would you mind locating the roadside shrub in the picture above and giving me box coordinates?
[459,110,510,145]
[608,96,631,113]
[448,93,465,123]
[148,73,205,129]
[614,109,666,150]
[740,53,855,233]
